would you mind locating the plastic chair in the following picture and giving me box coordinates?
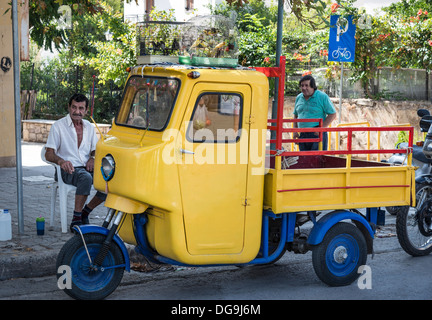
[41,146,76,233]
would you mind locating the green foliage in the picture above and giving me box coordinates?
[396,131,410,147]
[348,15,391,96]
[346,0,432,97]
[386,8,432,71]
[209,0,278,28]
[237,13,277,66]
[86,2,137,86]
[28,0,106,51]
[285,80,301,96]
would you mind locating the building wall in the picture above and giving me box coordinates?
[0,0,17,167]
[124,0,221,22]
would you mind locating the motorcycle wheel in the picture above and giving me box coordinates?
[312,222,367,287]
[396,184,432,256]
[56,233,125,300]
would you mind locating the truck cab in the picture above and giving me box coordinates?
[94,65,269,264]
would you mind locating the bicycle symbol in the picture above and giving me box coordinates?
[331,47,351,60]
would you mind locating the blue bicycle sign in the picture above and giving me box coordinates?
[328,15,356,63]
[332,46,352,60]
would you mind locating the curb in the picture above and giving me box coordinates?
[0,244,142,281]
[0,250,58,281]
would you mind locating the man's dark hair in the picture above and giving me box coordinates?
[69,93,89,109]
[299,75,317,91]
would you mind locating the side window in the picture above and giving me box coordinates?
[187,93,242,143]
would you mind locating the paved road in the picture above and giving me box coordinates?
[1,227,432,301]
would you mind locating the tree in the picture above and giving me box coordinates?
[385,7,432,71]
[84,1,137,86]
[237,13,277,66]
[28,0,105,51]
[385,4,432,100]
[347,14,395,97]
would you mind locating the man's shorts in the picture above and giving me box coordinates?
[60,166,107,200]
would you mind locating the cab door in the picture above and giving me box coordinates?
[178,82,251,256]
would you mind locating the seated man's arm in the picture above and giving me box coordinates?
[45,147,74,174]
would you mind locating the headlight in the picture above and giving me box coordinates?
[423,136,432,159]
[101,154,115,181]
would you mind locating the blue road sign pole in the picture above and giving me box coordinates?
[339,62,343,123]
[328,15,356,123]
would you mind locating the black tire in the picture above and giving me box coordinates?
[265,217,286,264]
[387,182,428,216]
[237,217,286,268]
[386,206,409,216]
[312,222,367,287]
[396,185,432,257]
[396,183,432,256]
[56,233,125,300]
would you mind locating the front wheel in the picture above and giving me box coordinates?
[56,233,125,300]
[396,183,432,256]
[312,222,367,287]
[396,202,432,256]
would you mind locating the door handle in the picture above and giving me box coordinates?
[180,148,194,155]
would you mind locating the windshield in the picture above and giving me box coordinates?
[116,76,179,131]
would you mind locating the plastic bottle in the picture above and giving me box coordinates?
[36,216,45,236]
[0,209,12,241]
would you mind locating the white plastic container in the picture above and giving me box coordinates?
[0,209,12,241]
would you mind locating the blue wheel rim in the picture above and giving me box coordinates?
[325,233,360,277]
[70,244,116,292]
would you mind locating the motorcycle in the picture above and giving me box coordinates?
[393,109,432,256]
[385,109,432,215]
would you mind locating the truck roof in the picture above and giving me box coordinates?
[129,62,262,78]
[128,63,270,88]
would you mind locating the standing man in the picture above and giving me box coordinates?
[293,75,336,151]
[45,93,106,232]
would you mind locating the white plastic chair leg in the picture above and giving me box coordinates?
[59,186,70,233]
[50,182,58,228]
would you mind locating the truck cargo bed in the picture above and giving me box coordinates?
[264,155,414,214]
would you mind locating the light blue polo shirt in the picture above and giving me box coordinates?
[293,90,336,128]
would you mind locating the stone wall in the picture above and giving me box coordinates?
[22,119,111,143]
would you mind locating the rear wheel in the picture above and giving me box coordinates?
[312,222,367,287]
[386,206,409,216]
[56,233,125,300]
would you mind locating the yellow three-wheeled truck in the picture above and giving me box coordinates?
[57,56,415,299]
